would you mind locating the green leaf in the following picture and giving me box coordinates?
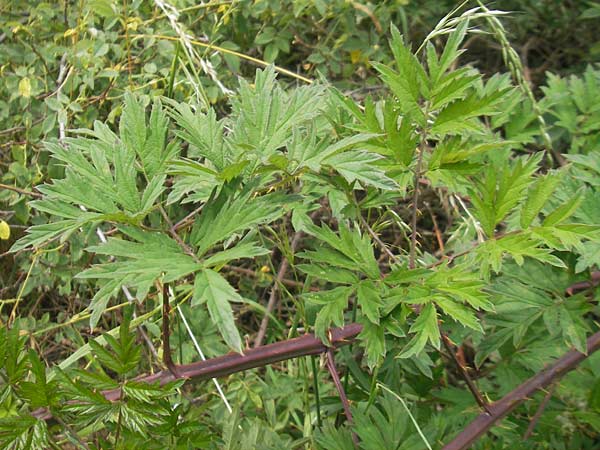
[191,186,287,257]
[10,215,102,252]
[120,92,147,159]
[431,87,509,136]
[520,171,563,228]
[113,136,141,212]
[559,305,587,354]
[140,175,166,212]
[303,222,379,279]
[193,269,243,353]
[436,280,493,311]
[358,321,386,369]
[0,416,49,450]
[476,234,567,277]
[543,191,584,227]
[230,67,324,162]
[470,154,541,236]
[295,264,359,285]
[167,101,229,170]
[398,303,440,358]
[203,242,270,267]
[435,297,482,331]
[324,150,397,190]
[81,229,200,283]
[357,281,383,324]
[138,99,175,177]
[374,25,427,117]
[89,314,141,376]
[305,286,353,342]
[576,241,600,273]
[435,20,468,81]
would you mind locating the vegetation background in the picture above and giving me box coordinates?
[1,0,600,448]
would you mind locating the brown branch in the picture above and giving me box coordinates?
[326,347,359,448]
[522,383,555,441]
[351,1,382,34]
[172,205,204,231]
[442,329,600,450]
[32,323,363,419]
[159,206,199,261]
[565,271,600,296]
[254,208,321,347]
[441,333,490,414]
[0,118,45,137]
[409,140,428,269]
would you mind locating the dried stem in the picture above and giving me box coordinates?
[424,201,445,254]
[159,205,200,262]
[173,205,204,231]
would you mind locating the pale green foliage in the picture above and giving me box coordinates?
[298,15,599,371]
[12,66,412,354]
[5,9,600,449]
[542,66,600,154]
[193,269,245,353]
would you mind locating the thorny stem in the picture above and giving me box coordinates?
[32,324,363,420]
[522,383,555,441]
[410,110,430,269]
[565,271,600,296]
[442,329,600,450]
[441,333,490,413]
[326,348,359,448]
